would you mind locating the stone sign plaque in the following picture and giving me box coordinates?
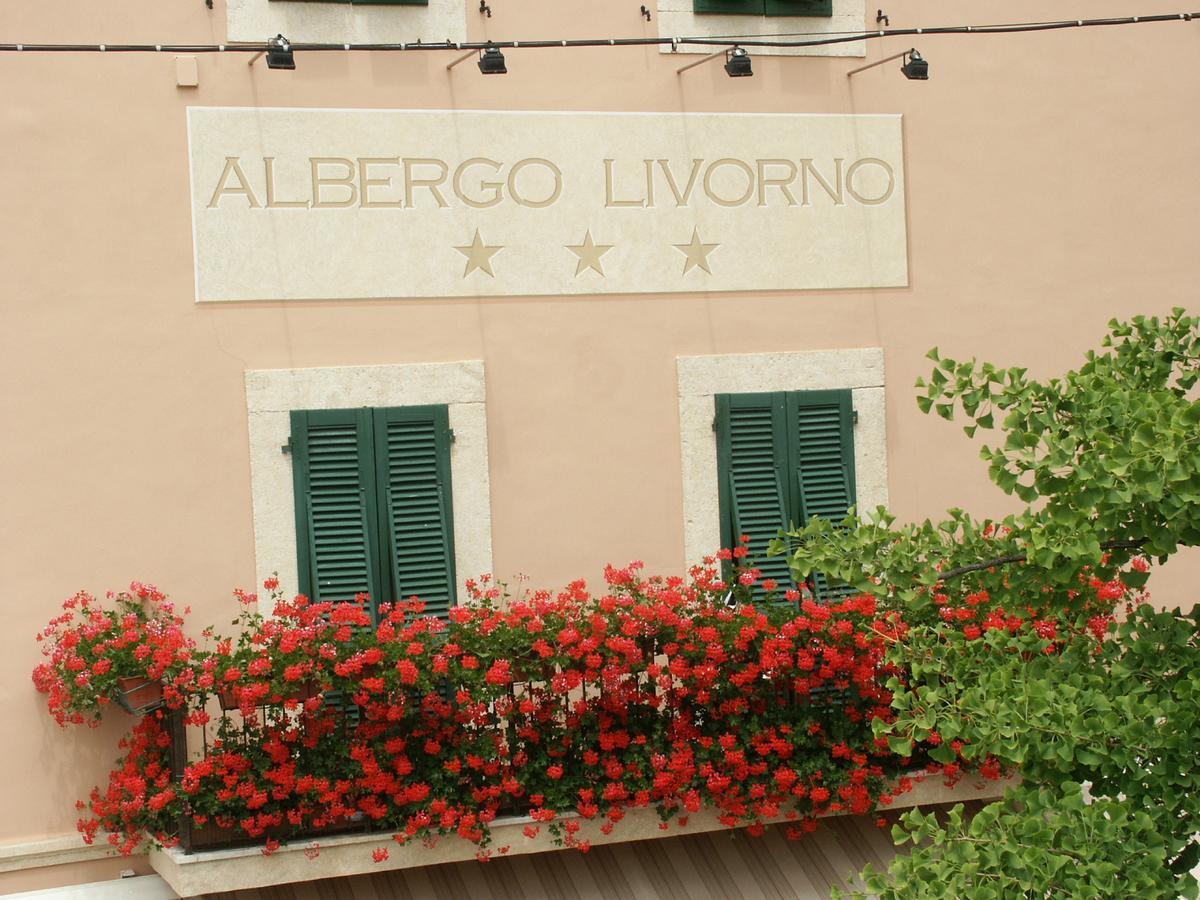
[187,108,907,301]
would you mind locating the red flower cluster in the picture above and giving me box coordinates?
[51,559,913,858]
[928,559,1144,649]
[77,716,179,853]
[33,584,194,726]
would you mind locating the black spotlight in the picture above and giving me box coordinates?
[266,34,295,70]
[724,46,752,78]
[901,49,928,80]
[478,46,507,75]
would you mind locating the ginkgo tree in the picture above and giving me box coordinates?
[776,309,1200,899]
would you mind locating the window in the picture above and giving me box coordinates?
[675,348,887,596]
[657,0,862,59]
[290,405,456,619]
[277,0,428,4]
[694,0,832,16]
[245,361,492,618]
[228,0,464,45]
[715,389,855,602]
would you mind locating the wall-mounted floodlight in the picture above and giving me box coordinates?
[676,45,752,78]
[446,44,507,74]
[900,49,928,79]
[248,34,294,70]
[724,46,752,77]
[478,46,507,74]
[847,47,928,79]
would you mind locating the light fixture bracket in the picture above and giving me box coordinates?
[846,46,927,79]
[675,44,752,76]
[248,33,295,70]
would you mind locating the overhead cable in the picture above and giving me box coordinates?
[0,11,1195,55]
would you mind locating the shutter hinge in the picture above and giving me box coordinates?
[852,409,859,425]
[447,428,456,444]
[712,416,718,432]
[281,436,293,455]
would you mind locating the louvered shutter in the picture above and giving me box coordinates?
[786,390,857,601]
[763,0,833,16]
[290,409,385,611]
[715,393,796,604]
[694,0,764,13]
[373,406,457,618]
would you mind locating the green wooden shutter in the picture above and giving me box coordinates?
[715,393,796,603]
[786,390,857,601]
[763,0,833,16]
[694,0,765,14]
[353,0,429,5]
[373,406,457,618]
[290,409,385,612]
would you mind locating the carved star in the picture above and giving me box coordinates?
[564,229,615,277]
[673,228,719,275]
[454,229,504,278]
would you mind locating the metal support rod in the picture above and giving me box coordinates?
[446,49,476,70]
[675,47,726,74]
[846,48,910,76]
[167,708,194,853]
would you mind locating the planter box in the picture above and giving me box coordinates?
[114,677,165,716]
[188,814,366,852]
[217,681,321,712]
[150,772,1017,897]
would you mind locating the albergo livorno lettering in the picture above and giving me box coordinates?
[188,108,907,301]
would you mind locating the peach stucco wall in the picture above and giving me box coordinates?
[2,0,1197,884]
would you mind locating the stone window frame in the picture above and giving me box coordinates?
[656,0,868,58]
[676,347,887,566]
[244,360,492,608]
[227,0,466,46]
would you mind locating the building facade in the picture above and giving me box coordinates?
[2,0,1198,893]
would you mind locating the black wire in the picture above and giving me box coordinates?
[0,12,1195,53]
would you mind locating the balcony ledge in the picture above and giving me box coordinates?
[149,772,1016,897]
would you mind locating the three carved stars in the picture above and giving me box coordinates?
[452,228,720,279]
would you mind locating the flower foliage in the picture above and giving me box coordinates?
[43,562,927,858]
[33,584,195,726]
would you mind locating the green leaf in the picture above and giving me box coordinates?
[928,742,957,764]
[888,736,914,757]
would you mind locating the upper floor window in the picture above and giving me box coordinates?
[694,0,832,16]
[272,0,429,5]
[659,0,862,58]
[228,0,465,46]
